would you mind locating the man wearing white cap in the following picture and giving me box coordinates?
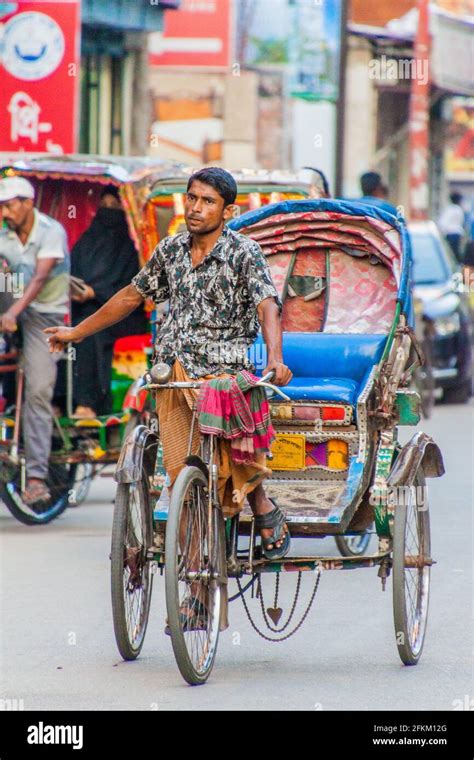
[0,176,69,505]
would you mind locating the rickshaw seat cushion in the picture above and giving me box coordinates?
[282,377,358,404]
[251,332,387,404]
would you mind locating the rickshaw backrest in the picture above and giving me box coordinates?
[251,332,387,386]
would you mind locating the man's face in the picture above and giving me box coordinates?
[0,197,33,231]
[100,193,122,210]
[184,180,233,235]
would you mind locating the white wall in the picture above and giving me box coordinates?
[291,99,337,192]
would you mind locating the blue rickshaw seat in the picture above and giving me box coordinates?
[281,377,359,404]
[250,333,388,405]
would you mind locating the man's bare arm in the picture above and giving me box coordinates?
[257,298,293,386]
[44,284,144,351]
[1,258,58,332]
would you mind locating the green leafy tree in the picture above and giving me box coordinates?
[250,37,289,64]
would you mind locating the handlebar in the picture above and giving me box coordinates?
[137,365,290,401]
[254,371,291,401]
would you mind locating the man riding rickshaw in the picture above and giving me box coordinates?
[0,176,69,506]
[40,163,444,686]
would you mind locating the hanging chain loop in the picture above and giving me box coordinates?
[236,566,322,643]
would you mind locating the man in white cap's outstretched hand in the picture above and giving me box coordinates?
[0,176,70,505]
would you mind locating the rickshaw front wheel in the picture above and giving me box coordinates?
[392,469,431,665]
[0,462,75,526]
[69,462,95,506]
[165,465,224,686]
[111,473,154,660]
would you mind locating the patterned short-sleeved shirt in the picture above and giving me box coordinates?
[132,226,281,378]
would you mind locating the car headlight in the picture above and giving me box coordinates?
[434,312,461,336]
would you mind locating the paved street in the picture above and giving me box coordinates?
[1,402,472,711]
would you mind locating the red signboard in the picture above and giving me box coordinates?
[0,0,80,153]
[149,0,232,69]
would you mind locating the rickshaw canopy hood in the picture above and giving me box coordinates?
[229,199,413,317]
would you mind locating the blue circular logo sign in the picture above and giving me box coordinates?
[1,11,65,80]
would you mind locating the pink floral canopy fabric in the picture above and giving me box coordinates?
[240,211,401,334]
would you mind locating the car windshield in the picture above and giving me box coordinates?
[410,232,451,285]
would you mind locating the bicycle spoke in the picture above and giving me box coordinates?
[112,475,152,659]
[167,467,221,682]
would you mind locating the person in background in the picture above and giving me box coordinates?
[0,176,69,505]
[438,192,465,262]
[358,171,398,217]
[463,239,474,264]
[70,185,146,418]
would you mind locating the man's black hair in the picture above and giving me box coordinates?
[464,240,474,266]
[450,191,462,205]
[360,171,383,196]
[302,166,331,197]
[100,184,120,200]
[187,167,237,206]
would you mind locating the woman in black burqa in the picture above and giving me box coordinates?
[70,186,146,418]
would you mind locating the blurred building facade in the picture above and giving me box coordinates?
[147,0,344,189]
[4,0,469,222]
[344,0,474,217]
[148,0,265,169]
[79,0,181,155]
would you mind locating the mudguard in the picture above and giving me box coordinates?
[184,455,209,482]
[387,431,445,487]
[114,424,159,483]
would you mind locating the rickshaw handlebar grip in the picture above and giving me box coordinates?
[256,371,291,400]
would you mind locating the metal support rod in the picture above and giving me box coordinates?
[66,342,73,420]
[52,413,68,449]
[248,516,256,576]
[11,365,24,461]
[335,0,349,197]
[187,407,197,458]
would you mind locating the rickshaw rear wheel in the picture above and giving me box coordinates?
[111,472,154,660]
[0,462,76,525]
[392,469,431,665]
[165,466,224,686]
[414,339,435,418]
[335,527,372,556]
[69,462,95,506]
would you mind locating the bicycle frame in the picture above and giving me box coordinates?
[138,370,285,564]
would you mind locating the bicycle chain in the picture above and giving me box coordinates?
[236,568,322,643]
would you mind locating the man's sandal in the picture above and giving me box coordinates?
[254,500,291,560]
[22,480,51,506]
[164,596,208,636]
